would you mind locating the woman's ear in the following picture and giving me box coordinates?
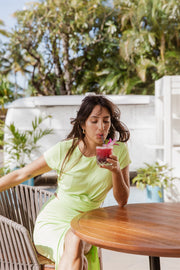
[81,124,85,131]
[80,124,85,134]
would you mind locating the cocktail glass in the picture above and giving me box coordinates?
[96,145,113,166]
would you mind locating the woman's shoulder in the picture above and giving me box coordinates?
[113,141,126,147]
[113,141,129,154]
[56,138,74,149]
[46,139,73,153]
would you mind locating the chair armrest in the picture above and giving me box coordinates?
[0,215,40,270]
[0,185,53,238]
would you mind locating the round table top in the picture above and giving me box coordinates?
[71,202,180,257]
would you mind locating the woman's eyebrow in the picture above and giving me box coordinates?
[90,115,110,119]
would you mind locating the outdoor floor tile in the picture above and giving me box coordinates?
[102,249,180,270]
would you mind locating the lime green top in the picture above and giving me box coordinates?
[44,139,131,211]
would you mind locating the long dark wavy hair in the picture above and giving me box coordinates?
[60,95,130,174]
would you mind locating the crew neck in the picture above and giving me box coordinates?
[77,145,96,159]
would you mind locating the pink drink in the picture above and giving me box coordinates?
[96,145,113,165]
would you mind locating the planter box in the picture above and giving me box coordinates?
[146,185,164,203]
[22,178,34,186]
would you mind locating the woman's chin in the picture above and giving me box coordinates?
[95,138,104,145]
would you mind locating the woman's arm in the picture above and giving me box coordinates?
[111,165,130,207]
[102,154,130,207]
[0,155,51,192]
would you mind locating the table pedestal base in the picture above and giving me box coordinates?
[149,256,160,270]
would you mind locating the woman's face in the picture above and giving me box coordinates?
[82,105,111,146]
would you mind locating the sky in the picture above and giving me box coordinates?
[0,0,36,88]
[0,0,32,33]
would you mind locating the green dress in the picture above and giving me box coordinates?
[33,139,131,269]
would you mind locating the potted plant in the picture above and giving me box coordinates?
[3,115,54,185]
[132,161,178,202]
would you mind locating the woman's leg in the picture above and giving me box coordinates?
[58,229,92,270]
[83,242,92,270]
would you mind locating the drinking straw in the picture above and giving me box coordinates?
[100,135,105,145]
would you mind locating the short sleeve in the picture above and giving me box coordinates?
[44,142,61,171]
[113,142,131,170]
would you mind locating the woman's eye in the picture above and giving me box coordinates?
[91,120,110,124]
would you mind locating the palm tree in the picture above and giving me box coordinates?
[113,0,180,93]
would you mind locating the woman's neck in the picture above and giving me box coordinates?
[78,140,97,157]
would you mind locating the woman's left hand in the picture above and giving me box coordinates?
[100,154,120,174]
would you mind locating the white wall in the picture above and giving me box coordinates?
[4,95,156,172]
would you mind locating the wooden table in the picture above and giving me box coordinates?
[71,202,180,270]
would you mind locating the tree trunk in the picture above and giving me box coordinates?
[160,33,165,62]
[61,33,71,95]
[51,39,66,95]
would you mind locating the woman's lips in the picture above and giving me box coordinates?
[96,134,104,139]
[97,133,103,136]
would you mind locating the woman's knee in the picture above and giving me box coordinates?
[84,242,92,254]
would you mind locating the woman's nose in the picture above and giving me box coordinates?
[98,121,104,130]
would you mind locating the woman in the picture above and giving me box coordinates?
[0,95,131,270]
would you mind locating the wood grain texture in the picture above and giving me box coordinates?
[71,203,180,257]
[37,254,55,269]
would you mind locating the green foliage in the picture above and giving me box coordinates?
[0,0,180,95]
[0,166,10,177]
[0,19,9,38]
[6,0,117,95]
[0,76,16,109]
[0,119,4,148]
[4,115,54,169]
[114,0,180,94]
[132,162,179,197]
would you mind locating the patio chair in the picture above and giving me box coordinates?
[0,184,103,269]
